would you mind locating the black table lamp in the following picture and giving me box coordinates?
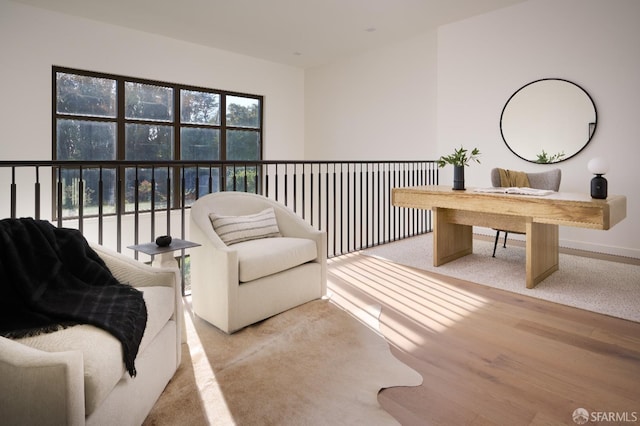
[588,157,609,199]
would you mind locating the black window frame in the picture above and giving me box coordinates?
[52,66,264,218]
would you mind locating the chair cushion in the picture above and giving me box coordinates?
[14,285,174,416]
[209,207,281,245]
[234,237,318,282]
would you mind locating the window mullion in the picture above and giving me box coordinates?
[220,94,227,190]
[117,79,127,216]
[173,87,181,209]
[117,79,126,160]
[221,95,227,160]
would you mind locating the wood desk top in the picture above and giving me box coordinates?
[392,185,627,230]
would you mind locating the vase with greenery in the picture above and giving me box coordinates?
[437,146,481,190]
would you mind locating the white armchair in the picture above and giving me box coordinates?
[0,242,182,426]
[189,191,327,333]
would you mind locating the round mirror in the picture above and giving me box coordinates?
[500,78,597,163]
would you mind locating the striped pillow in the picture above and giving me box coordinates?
[209,208,281,245]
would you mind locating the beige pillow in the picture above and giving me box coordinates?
[209,207,281,245]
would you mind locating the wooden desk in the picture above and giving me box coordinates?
[392,185,627,288]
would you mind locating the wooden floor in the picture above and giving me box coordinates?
[327,248,640,426]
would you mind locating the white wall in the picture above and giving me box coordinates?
[305,31,439,160]
[437,0,640,257]
[305,0,639,258]
[0,0,305,162]
[0,0,305,251]
[2,0,638,258]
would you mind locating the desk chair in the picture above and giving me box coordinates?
[490,168,561,257]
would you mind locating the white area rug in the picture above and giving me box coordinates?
[362,234,640,323]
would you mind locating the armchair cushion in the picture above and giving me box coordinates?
[235,237,318,282]
[209,207,281,245]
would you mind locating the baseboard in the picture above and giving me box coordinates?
[473,228,640,263]
[557,239,640,261]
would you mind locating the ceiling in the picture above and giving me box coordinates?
[11,0,526,68]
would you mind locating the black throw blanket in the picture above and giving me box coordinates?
[0,218,147,377]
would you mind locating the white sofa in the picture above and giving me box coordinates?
[190,191,327,333]
[0,243,182,426]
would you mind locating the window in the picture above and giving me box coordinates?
[53,67,263,217]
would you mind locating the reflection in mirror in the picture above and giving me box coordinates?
[500,78,597,163]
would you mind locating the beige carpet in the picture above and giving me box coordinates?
[362,234,640,323]
[143,297,422,425]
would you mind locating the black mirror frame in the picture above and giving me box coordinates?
[499,78,598,164]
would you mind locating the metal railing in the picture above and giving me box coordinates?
[1,160,437,289]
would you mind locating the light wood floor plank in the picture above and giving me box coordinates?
[327,251,640,426]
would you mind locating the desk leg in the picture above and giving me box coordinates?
[526,222,559,288]
[433,207,473,266]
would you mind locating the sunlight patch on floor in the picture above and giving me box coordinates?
[327,291,383,335]
[182,298,233,423]
[328,253,488,334]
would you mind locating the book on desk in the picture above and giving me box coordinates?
[473,187,555,196]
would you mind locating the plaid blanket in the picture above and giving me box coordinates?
[0,218,147,377]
